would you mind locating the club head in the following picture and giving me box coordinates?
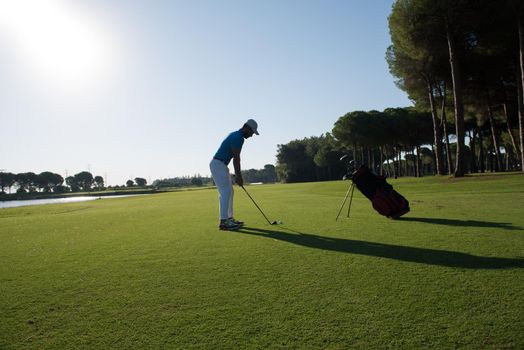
[271,220,282,225]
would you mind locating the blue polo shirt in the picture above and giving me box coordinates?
[213,130,244,165]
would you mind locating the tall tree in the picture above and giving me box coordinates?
[74,171,94,191]
[134,177,147,187]
[37,172,64,192]
[94,176,105,189]
[0,172,16,194]
[15,172,38,193]
[515,1,524,171]
[387,3,447,175]
[389,0,481,176]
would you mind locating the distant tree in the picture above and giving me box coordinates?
[37,172,64,192]
[66,176,80,192]
[313,134,346,180]
[15,172,37,193]
[262,164,278,183]
[74,172,93,191]
[93,176,105,190]
[52,173,64,192]
[34,174,47,192]
[152,176,213,188]
[190,177,203,186]
[333,111,365,164]
[419,147,435,175]
[242,169,259,183]
[153,179,177,188]
[276,140,313,183]
[240,165,278,183]
[53,185,69,193]
[0,172,16,194]
[134,177,147,187]
[276,134,350,183]
[126,180,134,187]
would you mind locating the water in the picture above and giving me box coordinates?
[0,195,140,209]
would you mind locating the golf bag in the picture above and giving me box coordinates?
[351,165,410,219]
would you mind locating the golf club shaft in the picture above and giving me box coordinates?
[336,183,353,221]
[346,182,355,218]
[241,185,273,225]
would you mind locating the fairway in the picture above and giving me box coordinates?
[1,174,523,349]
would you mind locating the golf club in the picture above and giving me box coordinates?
[340,155,355,180]
[241,185,281,225]
[336,155,356,220]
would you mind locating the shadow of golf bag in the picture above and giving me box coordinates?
[351,165,410,219]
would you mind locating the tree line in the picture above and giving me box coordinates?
[276,0,524,182]
[1,165,278,194]
[242,165,278,183]
[152,165,277,188]
[276,108,435,183]
[0,171,148,194]
[387,0,524,176]
[152,175,212,188]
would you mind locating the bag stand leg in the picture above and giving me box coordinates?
[346,183,355,218]
[336,182,355,221]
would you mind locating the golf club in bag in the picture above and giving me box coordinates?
[336,155,410,220]
[336,155,356,220]
[241,185,282,225]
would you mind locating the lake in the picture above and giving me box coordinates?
[0,195,141,209]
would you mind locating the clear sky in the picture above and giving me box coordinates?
[0,0,411,186]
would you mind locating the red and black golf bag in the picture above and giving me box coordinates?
[352,165,410,219]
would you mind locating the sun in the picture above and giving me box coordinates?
[0,0,113,90]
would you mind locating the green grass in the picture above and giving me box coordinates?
[1,174,523,349]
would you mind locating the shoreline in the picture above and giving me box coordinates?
[0,189,163,202]
[0,186,216,202]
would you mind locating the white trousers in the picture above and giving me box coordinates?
[210,158,234,220]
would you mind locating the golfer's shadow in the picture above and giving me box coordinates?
[398,217,523,230]
[237,226,524,269]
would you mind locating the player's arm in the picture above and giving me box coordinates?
[232,147,243,186]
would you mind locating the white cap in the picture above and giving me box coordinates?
[245,119,259,135]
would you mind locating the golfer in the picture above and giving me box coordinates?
[210,119,259,230]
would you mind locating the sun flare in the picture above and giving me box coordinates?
[0,0,113,89]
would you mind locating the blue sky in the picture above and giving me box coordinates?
[0,0,411,186]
